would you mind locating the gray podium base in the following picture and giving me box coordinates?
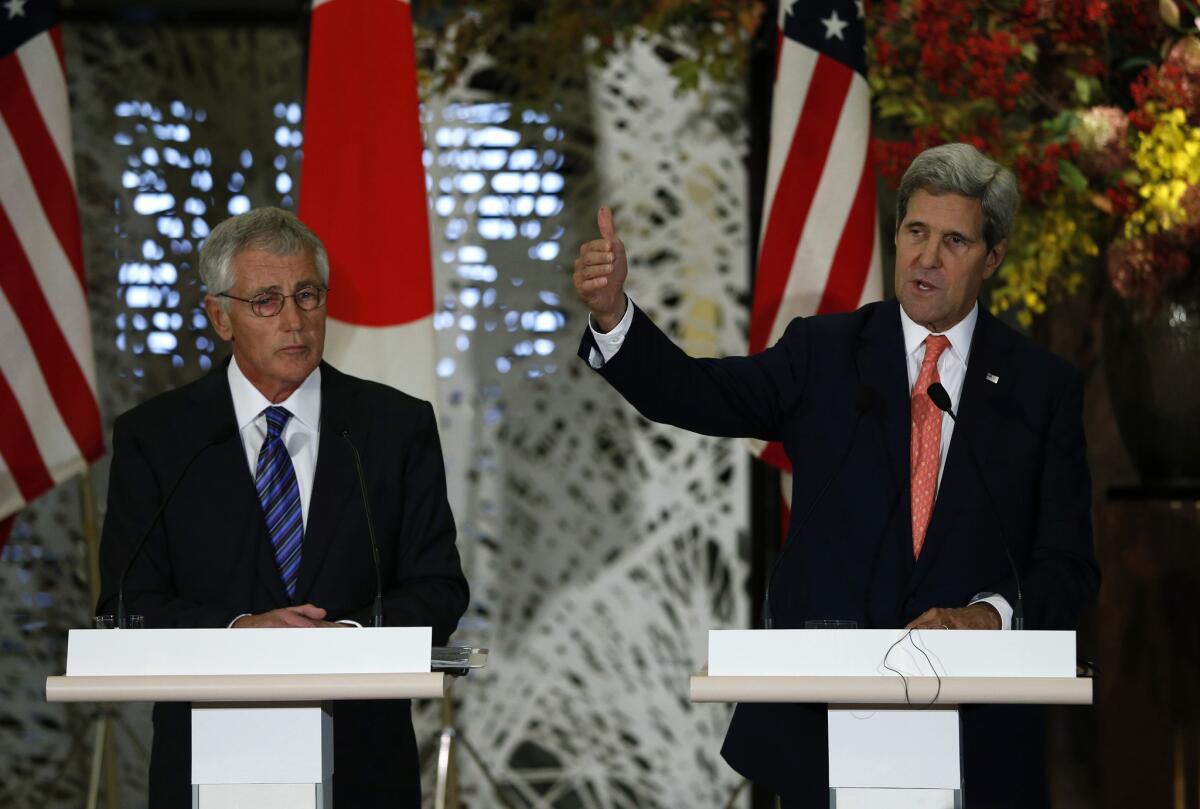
[193,783,327,809]
[831,787,962,808]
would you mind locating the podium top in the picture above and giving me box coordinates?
[695,629,1089,706]
[65,627,431,676]
[708,629,1076,678]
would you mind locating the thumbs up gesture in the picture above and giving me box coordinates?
[573,206,629,332]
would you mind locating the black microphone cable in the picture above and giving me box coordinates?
[339,429,385,628]
[116,424,237,628]
[927,381,1026,630]
[881,628,944,707]
[861,471,912,625]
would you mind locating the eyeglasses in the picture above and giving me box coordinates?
[218,285,329,317]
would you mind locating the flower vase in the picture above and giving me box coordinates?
[1102,275,1200,484]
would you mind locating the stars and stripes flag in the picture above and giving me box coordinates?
[299,0,437,403]
[748,0,882,471]
[0,0,103,548]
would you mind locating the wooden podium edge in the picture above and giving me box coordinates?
[45,671,448,703]
[689,674,1093,705]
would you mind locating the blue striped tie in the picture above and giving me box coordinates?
[255,406,303,599]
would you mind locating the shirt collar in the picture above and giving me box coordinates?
[899,300,978,366]
[227,357,322,433]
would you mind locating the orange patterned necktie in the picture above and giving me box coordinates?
[910,335,951,559]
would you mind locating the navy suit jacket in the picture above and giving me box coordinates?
[97,360,469,809]
[579,298,1099,805]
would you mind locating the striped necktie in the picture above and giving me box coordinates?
[255,406,303,599]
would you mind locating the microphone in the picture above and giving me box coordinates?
[762,387,878,629]
[926,381,954,417]
[339,429,384,628]
[926,381,1026,630]
[116,424,237,629]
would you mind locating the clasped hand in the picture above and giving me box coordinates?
[231,604,346,628]
[905,602,1002,630]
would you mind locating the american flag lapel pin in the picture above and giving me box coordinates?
[986,373,1000,384]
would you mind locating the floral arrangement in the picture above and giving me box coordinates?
[414,1,764,100]
[870,0,1200,323]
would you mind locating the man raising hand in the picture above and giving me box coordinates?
[573,206,629,333]
[568,144,1098,808]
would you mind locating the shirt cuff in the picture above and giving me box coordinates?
[336,619,363,628]
[228,613,251,628]
[969,593,1012,630]
[587,296,634,368]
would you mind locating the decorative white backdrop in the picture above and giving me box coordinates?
[429,39,752,806]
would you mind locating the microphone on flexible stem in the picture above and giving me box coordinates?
[762,387,878,630]
[116,424,238,629]
[926,382,1025,630]
[339,429,384,628]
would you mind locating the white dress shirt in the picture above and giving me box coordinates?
[588,297,1012,628]
[587,297,635,368]
[227,357,322,527]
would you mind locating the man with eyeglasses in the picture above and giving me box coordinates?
[97,206,468,808]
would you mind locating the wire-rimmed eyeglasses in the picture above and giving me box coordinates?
[218,285,329,317]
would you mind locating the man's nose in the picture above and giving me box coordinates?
[278,296,303,329]
[918,238,942,268]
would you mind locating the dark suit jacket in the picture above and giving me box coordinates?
[97,360,469,809]
[579,299,1099,807]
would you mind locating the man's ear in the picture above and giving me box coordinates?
[983,239,1007,279]
[205,296,234,341]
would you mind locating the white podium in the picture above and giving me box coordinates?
[46,627,444,809]
[691,629,1091,808]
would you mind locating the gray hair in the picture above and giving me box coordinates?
[896,143,1020,250]
[198,207,330,303]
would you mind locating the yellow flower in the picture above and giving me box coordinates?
[990,192,1102,326]
[1126,107,1200,239]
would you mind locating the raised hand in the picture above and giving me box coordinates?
[573,206,629,332]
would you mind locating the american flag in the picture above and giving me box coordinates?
[748,0,882,470]
[0,0,103,547]
[299,0,437,403]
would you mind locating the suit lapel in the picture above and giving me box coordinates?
[854,300,911,489]
[187,361,290,607]
[908,305,1018,593]
[854,300,916,580]
[293,362,362,602]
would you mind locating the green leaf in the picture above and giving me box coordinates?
[1058,160,1089,192]
[1074,76,1092,105]
[1046,110,1078,137]
[669,60,701,93]
[1118,56,1158,72]
[1021,42,1039,62]
[877,98,911,119]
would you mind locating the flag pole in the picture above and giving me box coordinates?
[433,680,517,809]
[78,469,121,809]
[80,469,101,607]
